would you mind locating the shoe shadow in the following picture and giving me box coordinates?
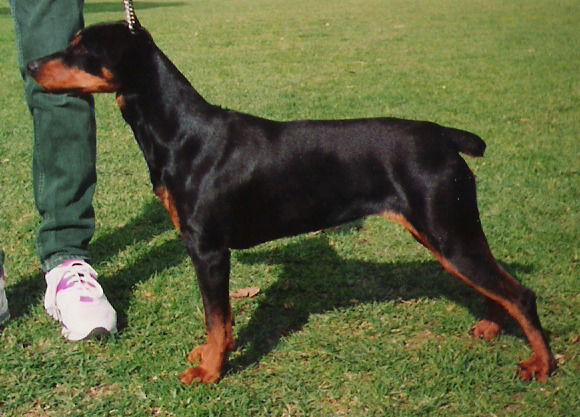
[227,225,533,375]
[2,272,44,321]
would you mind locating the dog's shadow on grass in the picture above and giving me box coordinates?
[227,223,533,375]
[90,200,188,330]
[5,200,532,367]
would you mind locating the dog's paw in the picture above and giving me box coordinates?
[180,343,224,384]
[517,354,556,382]
[469,319,502,341]
[178,366,220,385]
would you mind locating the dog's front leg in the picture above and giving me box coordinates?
[179,244,233,385]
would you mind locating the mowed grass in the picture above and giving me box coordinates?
[0,0,578,415]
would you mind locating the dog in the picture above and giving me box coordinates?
[27,21,556,384]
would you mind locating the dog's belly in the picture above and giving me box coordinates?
[227,207,367,249]
[224,177,403,249]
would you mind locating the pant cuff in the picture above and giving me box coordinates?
[42,254,90,273]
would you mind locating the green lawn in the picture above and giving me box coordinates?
[0,0,578,416]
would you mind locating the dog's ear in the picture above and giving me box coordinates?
[101,23,154,81]
[99,22,150,65]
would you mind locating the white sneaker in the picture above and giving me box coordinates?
[44,260,117,340]
[0,255,9,326]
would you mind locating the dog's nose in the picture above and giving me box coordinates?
[27,60,40,76]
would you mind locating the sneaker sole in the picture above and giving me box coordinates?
[82,326,114,340]
[64,326,115,341]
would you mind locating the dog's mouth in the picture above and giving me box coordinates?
[28,58,118,94]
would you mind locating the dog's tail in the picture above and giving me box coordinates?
[443,127,486,157]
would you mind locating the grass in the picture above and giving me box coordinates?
[0,0,578,415]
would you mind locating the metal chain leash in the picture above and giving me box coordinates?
[123,0,137,33]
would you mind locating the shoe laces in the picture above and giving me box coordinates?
[56,263,103,300]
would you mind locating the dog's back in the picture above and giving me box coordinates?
[197,115,484,249]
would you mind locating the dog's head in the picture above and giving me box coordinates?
[27,21,152,94]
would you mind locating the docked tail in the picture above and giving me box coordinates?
[444,127,486,157]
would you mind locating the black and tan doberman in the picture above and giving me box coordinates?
[28,21,556,384]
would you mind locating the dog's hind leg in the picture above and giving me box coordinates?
[380,165,556,380]
[383,209,556,380]
[437,249,555,381]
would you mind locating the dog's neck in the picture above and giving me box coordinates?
[117,44,219,188]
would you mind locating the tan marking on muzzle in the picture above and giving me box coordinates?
[33,58,118,93]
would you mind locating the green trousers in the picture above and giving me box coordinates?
[9,0,97,272]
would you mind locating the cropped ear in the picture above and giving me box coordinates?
[104,23,153,70]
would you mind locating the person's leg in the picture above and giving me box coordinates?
[10,0,96,272]
[10,0,116,339]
